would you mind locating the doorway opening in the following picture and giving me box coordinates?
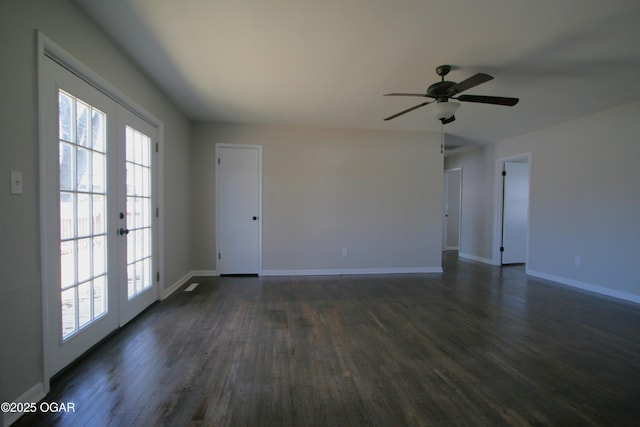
[443,168,462,252]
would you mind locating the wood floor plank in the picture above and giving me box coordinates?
[13,253,640,426]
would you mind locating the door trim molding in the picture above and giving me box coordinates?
[215,143,263,275]
[37,31,164,390]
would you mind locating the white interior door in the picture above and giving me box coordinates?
[42,56,157,376]
[216,144,262,274]
[501,161,530,264]
[444,169,461,250]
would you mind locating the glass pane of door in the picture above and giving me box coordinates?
[125,126,153,299]
[58,90,108,340]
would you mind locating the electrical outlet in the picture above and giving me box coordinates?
[342,248,348,257]
[574,256,581,266]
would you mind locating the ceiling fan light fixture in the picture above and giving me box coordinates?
[384,66,518,122]
[427,101,460,120]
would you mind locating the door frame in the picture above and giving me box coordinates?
[215,143,263,275]
[37,32,164,390]
[493,152,531,266]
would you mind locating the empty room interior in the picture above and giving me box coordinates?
[1,0,640,425]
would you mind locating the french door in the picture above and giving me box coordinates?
[42,57,157,376]
[119,110,157,324]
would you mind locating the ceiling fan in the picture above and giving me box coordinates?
[384,65,519,124]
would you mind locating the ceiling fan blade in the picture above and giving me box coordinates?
[384,92,431,97]
[383,102,431,121]
[440,115,456,125]
[447,73,493,95]
[457,95,519,106]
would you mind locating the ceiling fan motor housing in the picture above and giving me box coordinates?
[427,81,456,101]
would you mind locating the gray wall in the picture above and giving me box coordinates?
[0,0,191,408]
[191,123,444,273]
[446,99,640,299]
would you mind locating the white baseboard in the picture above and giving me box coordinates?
[262,267,443,276]
[160,271,192,300]
[3,382,46,427]
[458,252,497,265]
[161,270,219,300]
[444,246,459,251]
[191,270,219,277]
[527,269,640,305]
[164,264,449,288]
[167,268,443,279]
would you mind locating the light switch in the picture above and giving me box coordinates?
[11,171,23,195]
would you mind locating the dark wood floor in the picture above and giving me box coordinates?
[15,252,640,426]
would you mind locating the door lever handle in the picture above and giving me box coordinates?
[252,216,258,221]
[119,227,130,236]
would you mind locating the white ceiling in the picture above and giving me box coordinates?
[74,0,640,149]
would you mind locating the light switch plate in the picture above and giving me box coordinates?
[11,170,23,194]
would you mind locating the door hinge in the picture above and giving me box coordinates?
[502,170,506,176]
[156,207,159,218]
[156,272,160,282]
[218,157,221,165]
[218,252,221,260]
[155,142,159,153]
[500,246,505,252]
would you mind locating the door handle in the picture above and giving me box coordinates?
[252,216,259,221]
[119,227,130,236]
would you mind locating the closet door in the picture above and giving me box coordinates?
[216,144,262,274]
